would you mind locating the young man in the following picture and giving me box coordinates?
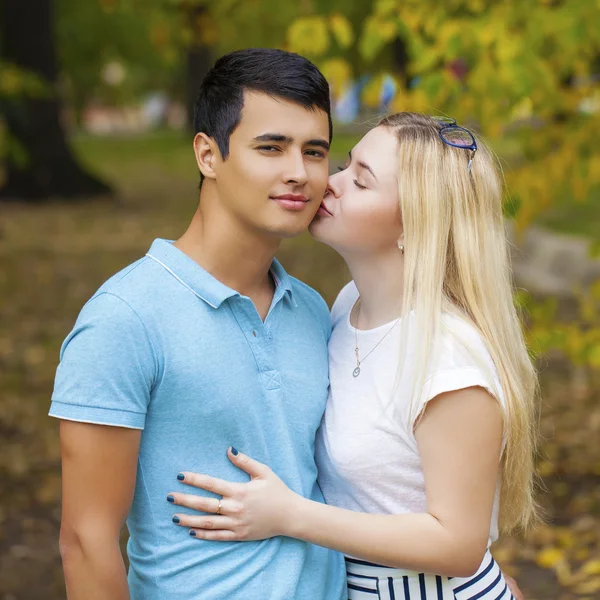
[50,48,346,600]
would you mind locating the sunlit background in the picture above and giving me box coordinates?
[1,1,599,598]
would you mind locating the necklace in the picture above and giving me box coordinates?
[352,300,401,378]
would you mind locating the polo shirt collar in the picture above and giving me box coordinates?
[146,239,295,309]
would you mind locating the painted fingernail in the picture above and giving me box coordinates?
[177,473,185,481]
[167,495,175,503]
[172,516,180,524]
[189,530,197,537]
[231,447,239,456]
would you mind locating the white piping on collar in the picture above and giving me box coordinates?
[145,253,218,309]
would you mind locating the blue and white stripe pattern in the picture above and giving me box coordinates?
[346,551,514,600]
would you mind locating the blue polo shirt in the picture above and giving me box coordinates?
[49,238,346,600]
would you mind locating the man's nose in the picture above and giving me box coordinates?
[283,151,309,185]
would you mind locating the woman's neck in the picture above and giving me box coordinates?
[344,249,406,330]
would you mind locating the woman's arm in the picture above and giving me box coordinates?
[169,386,502,578]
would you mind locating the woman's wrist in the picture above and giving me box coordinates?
[281,492,310,539]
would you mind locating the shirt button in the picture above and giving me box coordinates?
[252,330,258,337]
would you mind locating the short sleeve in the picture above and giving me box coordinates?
[49,292,157,429]
[405,316,505,436]
[422,366,500,408]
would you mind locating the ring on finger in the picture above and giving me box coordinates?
[216,498,222,515]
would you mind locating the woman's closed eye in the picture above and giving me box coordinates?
[337,165,367,189]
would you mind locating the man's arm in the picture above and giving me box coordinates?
[59,420,141,600]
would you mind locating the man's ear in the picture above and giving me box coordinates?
[193,132,220,181]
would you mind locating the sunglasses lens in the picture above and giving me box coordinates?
[441,128,475,148]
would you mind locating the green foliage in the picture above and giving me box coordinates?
[0,61,50,164]
[0,60,48,99]
[285,0,599,229]
[55,0,185,117]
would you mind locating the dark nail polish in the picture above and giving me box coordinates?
[231,447,239,456]
[177,473,185,481]
[167,495,175,503]
[190,530,196,537]
[172,516,180,524]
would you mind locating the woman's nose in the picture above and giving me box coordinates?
[326,171,342,197]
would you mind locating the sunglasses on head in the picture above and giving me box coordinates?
[431,116,477,174]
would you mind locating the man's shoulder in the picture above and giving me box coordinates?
[89,256,172,309]
[72,254,174,334]
[94,255,161,302]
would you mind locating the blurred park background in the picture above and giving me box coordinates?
[0,0,599,598]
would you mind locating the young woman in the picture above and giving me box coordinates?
[169,113,538,599]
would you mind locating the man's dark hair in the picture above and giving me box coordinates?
[193,48,332,184]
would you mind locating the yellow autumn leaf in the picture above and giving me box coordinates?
[329,14,354,49]
[574,577,600,595]
[536,547,564,569]
[556,527,575,548]
[319,59,352,98]
[287,17,330,58]
[537,460,554,477]
[374,0,397,18]
[581,560,600,576]
[361,75,385,109]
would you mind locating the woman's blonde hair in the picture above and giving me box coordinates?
[379,112,539,532]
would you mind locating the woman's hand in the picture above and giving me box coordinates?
[167,447,301,541]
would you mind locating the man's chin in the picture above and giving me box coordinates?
[261,221,311,240]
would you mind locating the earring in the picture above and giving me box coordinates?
[397,242,404,254]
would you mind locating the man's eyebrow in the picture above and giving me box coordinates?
[252,134,330,151]
[306,139,330,151]
[348,150,377,180]
[253,133,293,143]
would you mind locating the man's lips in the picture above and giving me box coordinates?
[271,194,310,212]
[271,194,308,202]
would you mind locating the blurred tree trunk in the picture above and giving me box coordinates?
[183,2,213,131]
[0,0,112,202]
[392,36,410,88]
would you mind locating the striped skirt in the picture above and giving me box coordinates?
[346,550,514,600]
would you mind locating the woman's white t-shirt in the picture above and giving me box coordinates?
[315,281,505,547]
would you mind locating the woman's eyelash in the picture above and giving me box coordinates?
[337,165,366,189]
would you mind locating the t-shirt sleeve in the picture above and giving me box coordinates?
[422,366,500,409]
[49,292,156,429]
[407,319,505,436]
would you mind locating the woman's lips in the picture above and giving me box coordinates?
[316,201,333,217]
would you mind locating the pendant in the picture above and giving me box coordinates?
[353,366,361,378]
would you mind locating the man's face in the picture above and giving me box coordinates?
[210,91,331,239]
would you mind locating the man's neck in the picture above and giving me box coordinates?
[174,202,280,299]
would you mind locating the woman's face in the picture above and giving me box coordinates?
[309,126,402,256]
